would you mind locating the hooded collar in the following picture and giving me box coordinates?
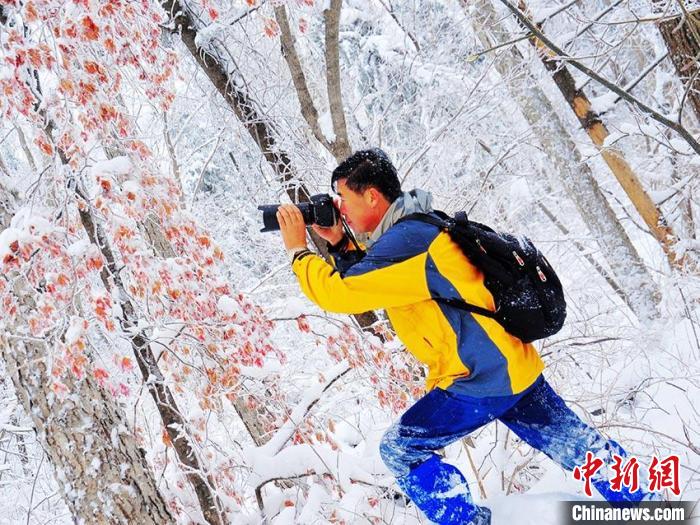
[365,189,434,248]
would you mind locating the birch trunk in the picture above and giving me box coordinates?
[468,0,661,321]
[513,0,682,270]
[161,0,381,333]
[0,186,173,525]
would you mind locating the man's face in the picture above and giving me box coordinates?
[335,179,386,234]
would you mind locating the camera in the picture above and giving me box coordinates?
[258,193,339,233]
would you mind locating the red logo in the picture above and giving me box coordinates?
[648,455,680,496]
[574,453,680,497]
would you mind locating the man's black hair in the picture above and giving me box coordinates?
[331,148,402,202]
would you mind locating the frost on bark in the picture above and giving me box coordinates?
[0,188,173,525]
[468,0,661,321]
[657,6,700,122]
[274,0,351,161]
[74,192,225,525]
[160,0,382,333]
[510,0,683,270]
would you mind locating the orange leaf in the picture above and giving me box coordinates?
[28,48,42,67]
[263,18,279,38]
[24,2,39,22]
[65,23,77,39]
[99,104,117,121]
[120,356,134,371]
[81,16,99,40]
[35,137,53,156]
[104,37,116,54]
[83,61,100,74]
[59,79,74,95]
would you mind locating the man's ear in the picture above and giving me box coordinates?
[365,187,380,207]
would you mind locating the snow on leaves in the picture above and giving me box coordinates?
[0,0,297,516]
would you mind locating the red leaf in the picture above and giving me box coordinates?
[94,367,109,384]
[24,2,39,22]
[263,18,279,38]
[81,16,100,40]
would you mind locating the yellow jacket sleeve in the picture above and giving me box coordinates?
[292,252,431,314]
[291,220,444,313]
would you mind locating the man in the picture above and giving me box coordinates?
[276,148,656,524]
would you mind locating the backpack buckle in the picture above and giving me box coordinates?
[536,266,547,282]
[443,219,456,232]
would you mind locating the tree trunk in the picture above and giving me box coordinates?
[323,0,352,161]
[0,188,174,525]
[467,0,661,321]
[74,190,226,525]
[161,0,381,334]
[43,116,225,523]
[657,6,700,122]
[274,0,352,161]
[514,0,683,271]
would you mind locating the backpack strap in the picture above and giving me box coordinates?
[394,211,498,320]
[396,210,454,230]
[433,297,498,318]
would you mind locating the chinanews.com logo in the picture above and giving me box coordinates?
[560,453,696,524]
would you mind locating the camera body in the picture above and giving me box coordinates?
[258,193,339,232]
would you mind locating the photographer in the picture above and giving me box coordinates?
[275,148,656,525]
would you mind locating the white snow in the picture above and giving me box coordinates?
[89,156,132,177]
[67,238,90,257]
[217,295,239,316]
[64,317,85,345]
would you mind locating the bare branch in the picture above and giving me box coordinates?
[499,0,700,156]
[324,0,352,161]
[610,52,669,106]
[162,111,184,203]
[375,0,421,53]
[274,5,334,153]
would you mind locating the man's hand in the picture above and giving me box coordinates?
[311,221,344,246]
[277,204,309,251]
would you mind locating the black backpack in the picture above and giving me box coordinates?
[397,210,566,343]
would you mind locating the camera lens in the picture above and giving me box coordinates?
[258,204,281,232]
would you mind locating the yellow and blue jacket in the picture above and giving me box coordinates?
[292,215,544,397]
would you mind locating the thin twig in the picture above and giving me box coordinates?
[499,0,700,156]
[25,451,44,525]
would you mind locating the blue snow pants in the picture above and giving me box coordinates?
[379,375,656,524]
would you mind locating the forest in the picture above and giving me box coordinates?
[0,0,698,523]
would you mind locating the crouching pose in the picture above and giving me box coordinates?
[277,149,657,524]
